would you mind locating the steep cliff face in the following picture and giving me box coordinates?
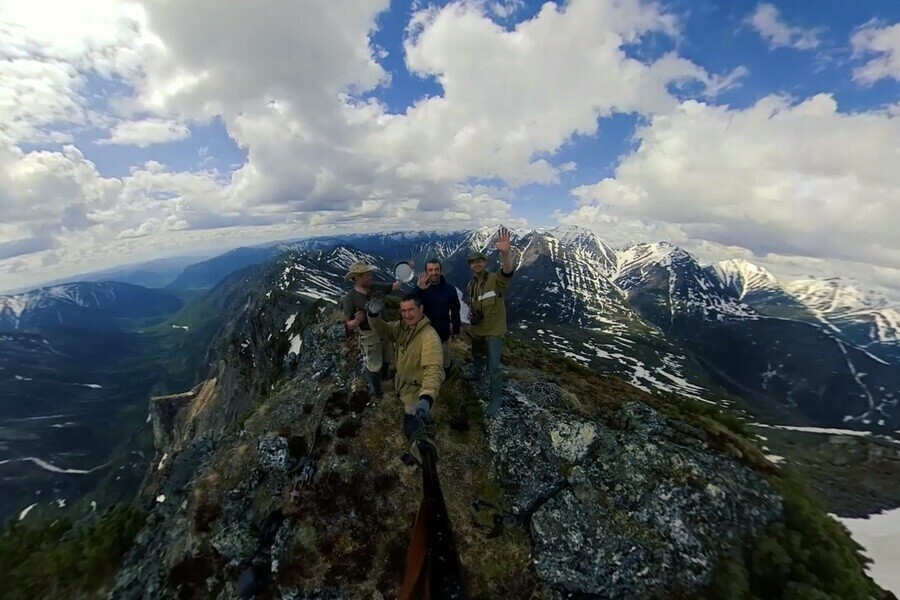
[110,287,886,599]
[145,263,330,469]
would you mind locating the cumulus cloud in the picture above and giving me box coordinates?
[100,119,190,147]
[371,0,740,186]
[851,20,900,85]
[561,94,900,273]
[746,4,822,51]
[2,0,740,291]
[1,0,888,298]
[0,1,158,144]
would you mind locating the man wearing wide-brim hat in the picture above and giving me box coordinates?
[463,226,515,417]
[343,261,404,397]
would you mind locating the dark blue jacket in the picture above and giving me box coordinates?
[412,276,461,341]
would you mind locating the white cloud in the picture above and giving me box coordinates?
[1,0,728,282]
[100,119,190,147]
[0,1,159,144]
[374,0,737,186]
[2,0,884,299]
[561,94,900,280]
[851,21,900,85]
[746,4,822,51]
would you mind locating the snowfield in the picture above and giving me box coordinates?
[834,508,900,594]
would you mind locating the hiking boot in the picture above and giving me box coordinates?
[461,364,480,381]
[365,371,383,398]
[485,396,503,417]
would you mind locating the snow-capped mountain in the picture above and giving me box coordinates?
[846,307,900,345]
[513,229,632,327]
[707,259,815,320]
[274,246,388,303]
[784,278,900,361]
[613,242,758,325]
[711,259,781,300]
[542,225,618,277]
[0,282,183,331]
[461,225,512,254]
[786,278,890,317]
[288,230,470,265]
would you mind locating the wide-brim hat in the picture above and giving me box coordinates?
[345,261,377,281]
[467,251,488,263]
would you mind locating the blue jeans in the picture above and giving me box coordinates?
[471,335,503,403]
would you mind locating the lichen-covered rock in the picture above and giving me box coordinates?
[270,522,293,579]
[210,481,264,563]
[487,383,613,514]
[527,401,782,598]
[257,435,293,473]
[549,420,598,463]
[211,521,258,563]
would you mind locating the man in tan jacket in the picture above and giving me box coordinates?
[366,293,444,458]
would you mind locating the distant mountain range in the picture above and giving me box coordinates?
[3,255,209,294]
[252,226,900,430]
[4,227,898,430]
[0,282,184,331]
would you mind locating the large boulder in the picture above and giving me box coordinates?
[490,394,782,598]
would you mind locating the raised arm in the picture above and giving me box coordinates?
[495,226,514,275]
[365,292,399,341]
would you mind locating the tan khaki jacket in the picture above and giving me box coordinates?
[368,315,445,410]
[467,270,513,337]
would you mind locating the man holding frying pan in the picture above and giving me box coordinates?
[343,262,405,397]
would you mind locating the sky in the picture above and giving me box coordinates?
[0,0,898,298]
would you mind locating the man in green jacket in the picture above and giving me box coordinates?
[366,293,444,458]
[464,226,515,417]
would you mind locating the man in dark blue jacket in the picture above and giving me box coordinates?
[413,258,461,370]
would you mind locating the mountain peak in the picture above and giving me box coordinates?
[711,259,781,300]
[615,241,690,275]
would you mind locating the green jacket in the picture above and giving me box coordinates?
[467,270,513,337]
[368,315,445,410]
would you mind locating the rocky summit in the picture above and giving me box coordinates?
[104,283,885,599]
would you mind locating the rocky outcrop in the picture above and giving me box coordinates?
[500,395,781,598]
[487,385,782,598]
[110,315,358,600]
[150,378,219,457]
[113,265,878,600]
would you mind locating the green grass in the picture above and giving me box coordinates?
[704,471,881,599]
[0,504,145,600]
